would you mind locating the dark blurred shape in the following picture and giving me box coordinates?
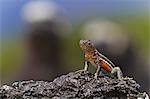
[11,1,67,81]
[16,21,64,81]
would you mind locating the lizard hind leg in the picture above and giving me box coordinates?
[94,66,101,79]
[111,67,123,80]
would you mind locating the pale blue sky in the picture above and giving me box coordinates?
[1,0,148,39]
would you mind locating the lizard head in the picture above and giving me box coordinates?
[79,40,95,52]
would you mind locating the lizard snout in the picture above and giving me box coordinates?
[79,40,85,45]
[79,40,90,45]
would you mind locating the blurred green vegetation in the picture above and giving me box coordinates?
[118,15,149,55]
[2,40,25,81]
[1,15,149,82]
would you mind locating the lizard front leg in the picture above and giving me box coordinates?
[94,66,101,79]
[83,61,89,71]
[94,59,102,79]
[111,67,123,80]
[75,61,89,73]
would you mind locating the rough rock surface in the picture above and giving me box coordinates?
[0,71,141,98]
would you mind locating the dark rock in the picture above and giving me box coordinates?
[0,71,142,98]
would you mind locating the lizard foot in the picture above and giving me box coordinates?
[94,73,98,79]
[75,69,87,73]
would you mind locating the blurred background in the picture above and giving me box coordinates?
[1,0,149,92]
